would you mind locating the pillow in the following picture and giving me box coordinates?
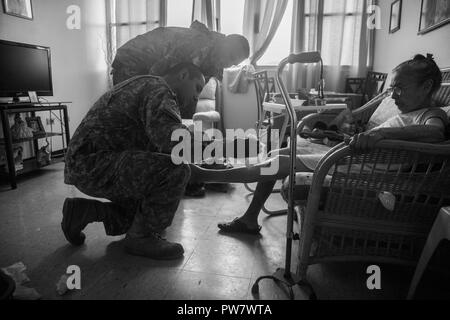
[366,96,399,130]
[198,77,217,100]
[196,99,216,113]
[443,106,450,119]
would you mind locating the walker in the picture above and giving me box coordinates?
[251,52,323,300]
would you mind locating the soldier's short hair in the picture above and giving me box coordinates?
[165,63,204,80]
[226,34,250,58]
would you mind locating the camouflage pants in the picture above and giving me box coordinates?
[67,151,191,236]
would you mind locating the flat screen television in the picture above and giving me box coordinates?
[0,39,53,101]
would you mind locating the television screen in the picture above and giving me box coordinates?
[0,39,53,99]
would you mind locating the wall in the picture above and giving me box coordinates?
[373,0,450,77]
[0,0,109,147]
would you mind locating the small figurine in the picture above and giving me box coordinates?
[10,114,33,140]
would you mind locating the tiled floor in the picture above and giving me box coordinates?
[0,163,449,300]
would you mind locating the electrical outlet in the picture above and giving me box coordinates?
[46,118,55,125]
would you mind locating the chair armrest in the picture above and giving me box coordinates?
[193,111,221,123]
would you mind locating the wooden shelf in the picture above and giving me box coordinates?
[0,132,62,145]
[1,102,70,188]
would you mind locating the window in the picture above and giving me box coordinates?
[319,0,365,66]
[167,0,194,27]
[106,0,163,63]
[303,0,366,66]
[258,0,293,66]
[220,0,245,35]
[258,0,366,67]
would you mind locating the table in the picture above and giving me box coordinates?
[0,102,71,189]
[323,92,364,110]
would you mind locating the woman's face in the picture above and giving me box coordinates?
[390,70,432,113]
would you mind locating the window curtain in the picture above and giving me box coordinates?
[109,0,162,50]
[192,0,221,31]
[106,0,162,87]
[243,0,289,65]
[287,0,376,93]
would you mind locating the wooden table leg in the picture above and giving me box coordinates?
[1,110,17,189]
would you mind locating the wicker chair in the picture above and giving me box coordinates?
[288,68,450,296]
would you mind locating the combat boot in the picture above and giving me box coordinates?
[124,233,184,260]
[61,197,107,246]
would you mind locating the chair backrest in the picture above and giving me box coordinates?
[345,77,366,94]
[364,71,388,101]
[433,67,450,139]
[433,67,450,107]
[267,77,277,93]
[253,71,272,123]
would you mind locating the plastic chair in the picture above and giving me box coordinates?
[407,207,450,299]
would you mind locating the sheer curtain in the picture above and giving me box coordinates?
[108,0,162,50]
[287,0,376,92]
[243,0,289,65]
[192,0,221,31]
[106,0,162,87]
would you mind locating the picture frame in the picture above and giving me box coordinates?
[26,116,46,137]
[28,91,38,103]
[2,0,33,20]
[418,0,450,35]
[389,0,402,34]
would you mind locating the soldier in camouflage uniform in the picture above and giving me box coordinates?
[111,20,249,85]
[62,63,206,260]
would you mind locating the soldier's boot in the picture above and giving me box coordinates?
[61,197,108,246]
[124,234,184,260]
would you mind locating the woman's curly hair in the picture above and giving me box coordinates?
[393,53,442,96]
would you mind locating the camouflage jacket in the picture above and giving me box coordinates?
[64,76,188,183]
[112,21,225,81]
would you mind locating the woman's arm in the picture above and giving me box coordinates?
[349,121,446,151]
[375,123,445,142]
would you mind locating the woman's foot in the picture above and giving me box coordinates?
[217,217,261,235]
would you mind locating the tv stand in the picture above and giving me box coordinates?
[0,102,71,189]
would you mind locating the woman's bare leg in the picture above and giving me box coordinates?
[219,149,313,231]
[190,148,292,184]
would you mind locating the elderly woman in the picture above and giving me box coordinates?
[189,54,448,234]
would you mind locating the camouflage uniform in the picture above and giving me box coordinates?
[112,21,225,85]
[64,76,191,235]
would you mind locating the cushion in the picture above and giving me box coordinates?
[366,96,399,130]
[192,111,220,123]
[196,99,216,113]
[198,77,217,100]
[443,106,450,118]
